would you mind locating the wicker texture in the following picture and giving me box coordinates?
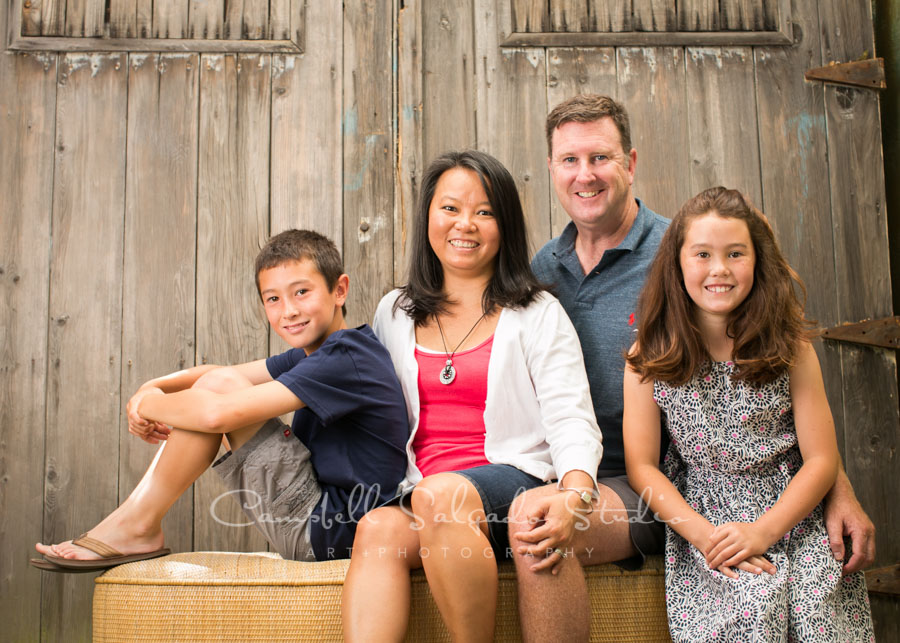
[93,552,670,642]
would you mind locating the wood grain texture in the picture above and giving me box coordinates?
[475,0,550,255]
[422,0,476,163]
[109,0,138,37]
[631,0,675,32]
[189,0,224,39]
[268,0,291,40]
[720,0,767,31]
[66,0,105,36]
[342,0,394,326]
[685,47,762,204]
[194,53,271,553]
[39,0,65,34]
[0,50,56,643]
[42,52,127,643]
[153,0,189,38]
[550,0,589,32]
[512,0,548,32]
[753,3,846,454]
[397,0,423,283]
[120,52,199,557]
[545,47,617,237]
[818,0,898,589]
[589,0,631,32]
[676,0,718,31]
[617,47,690,218]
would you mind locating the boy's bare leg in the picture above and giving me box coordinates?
[508,484,636,643]
[36,368,263,560]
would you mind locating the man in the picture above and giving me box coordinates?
[508,94,876,641]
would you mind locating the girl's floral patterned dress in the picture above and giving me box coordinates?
[654,361,873,642]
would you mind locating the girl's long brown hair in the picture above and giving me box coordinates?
[627,187,814,386]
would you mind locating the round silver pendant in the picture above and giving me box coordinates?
[439,363,456,385]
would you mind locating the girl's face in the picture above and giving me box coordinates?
[427,167,500,280]
[679,212,755,323]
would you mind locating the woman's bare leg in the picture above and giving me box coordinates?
[411,473,497,643]
[342,506,423,642]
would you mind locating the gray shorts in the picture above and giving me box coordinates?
[212,418,321,561]
[598,474,665,571]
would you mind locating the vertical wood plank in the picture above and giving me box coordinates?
[397,0,423,282]
[152,0,189,38]
[223,0,244,38]
[550,0,589,32]
[121,52,199,557]
[342,0,395,326]
[676,0,718,31]
[818,0,899,588]
[753,0,846,460]
[267,0,291,40]
[189,0,224,39]
[40,0,66,35]
[685,47,762,204]
[21,0,43,35]
[109,0,138,37]
[42,52,127,643]
[475,0,551,255]
[546,47,617,237]
[0,50,56,643]
[65,0,105,36]
[241,0,267,39]
[194,53,271,553]
[588,0,631,32]
[617,47,690,218]
[512,0,548,32]
[631,0,675,31]
[720,0,766,31]
[422,0,476,163]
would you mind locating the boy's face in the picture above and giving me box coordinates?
[258,259,348,354]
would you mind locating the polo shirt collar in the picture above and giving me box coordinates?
[553,197,650,261]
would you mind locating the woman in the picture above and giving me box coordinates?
[341,150,602,642]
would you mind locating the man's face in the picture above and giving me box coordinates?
[548,118,637,230]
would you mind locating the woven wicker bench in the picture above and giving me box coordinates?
[92,552,669,642]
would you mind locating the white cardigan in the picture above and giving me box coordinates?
[373,289,603,490]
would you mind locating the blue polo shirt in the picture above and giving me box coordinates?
[531,199,669,477]
[267,325,409,559]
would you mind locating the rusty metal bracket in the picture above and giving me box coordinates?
[821,316,900,349]
[805,58,886,90]
[866,564,900,597]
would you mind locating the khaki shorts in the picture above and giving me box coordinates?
[212,418,321,561]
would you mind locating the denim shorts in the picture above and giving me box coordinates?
[453,464,544,557]
[212,418,322,561]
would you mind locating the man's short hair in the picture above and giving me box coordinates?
[545,94,633,159]
[254,229,344,297]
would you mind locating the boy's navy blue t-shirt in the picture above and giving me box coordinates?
[266,325,408,560]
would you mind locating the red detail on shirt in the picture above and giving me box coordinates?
[628,312,635,326]
[413,335,494,477]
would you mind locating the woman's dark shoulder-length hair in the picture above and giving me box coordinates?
[396,149,543,325]
[627,186,814,386]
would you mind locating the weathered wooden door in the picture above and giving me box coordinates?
[1,0,896,640]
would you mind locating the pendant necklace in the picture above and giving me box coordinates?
[435,311,489,385]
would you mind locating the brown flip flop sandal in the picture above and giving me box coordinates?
[29,557,101,573]
[39,534,170,571]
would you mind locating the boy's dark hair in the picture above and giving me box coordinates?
[545,94,633,165]
[627,186,813,386]
[255,229,347,315]
[397,149,543,324]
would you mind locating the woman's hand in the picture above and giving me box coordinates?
[513,491,590,574]
[705,521,776,574]
[126,387,170,443]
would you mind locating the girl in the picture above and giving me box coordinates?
[624,187,873,641]
[341,150,602,642]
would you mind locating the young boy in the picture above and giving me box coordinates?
[33,230,409,569]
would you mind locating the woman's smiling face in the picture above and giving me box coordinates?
[427,167,501,280]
